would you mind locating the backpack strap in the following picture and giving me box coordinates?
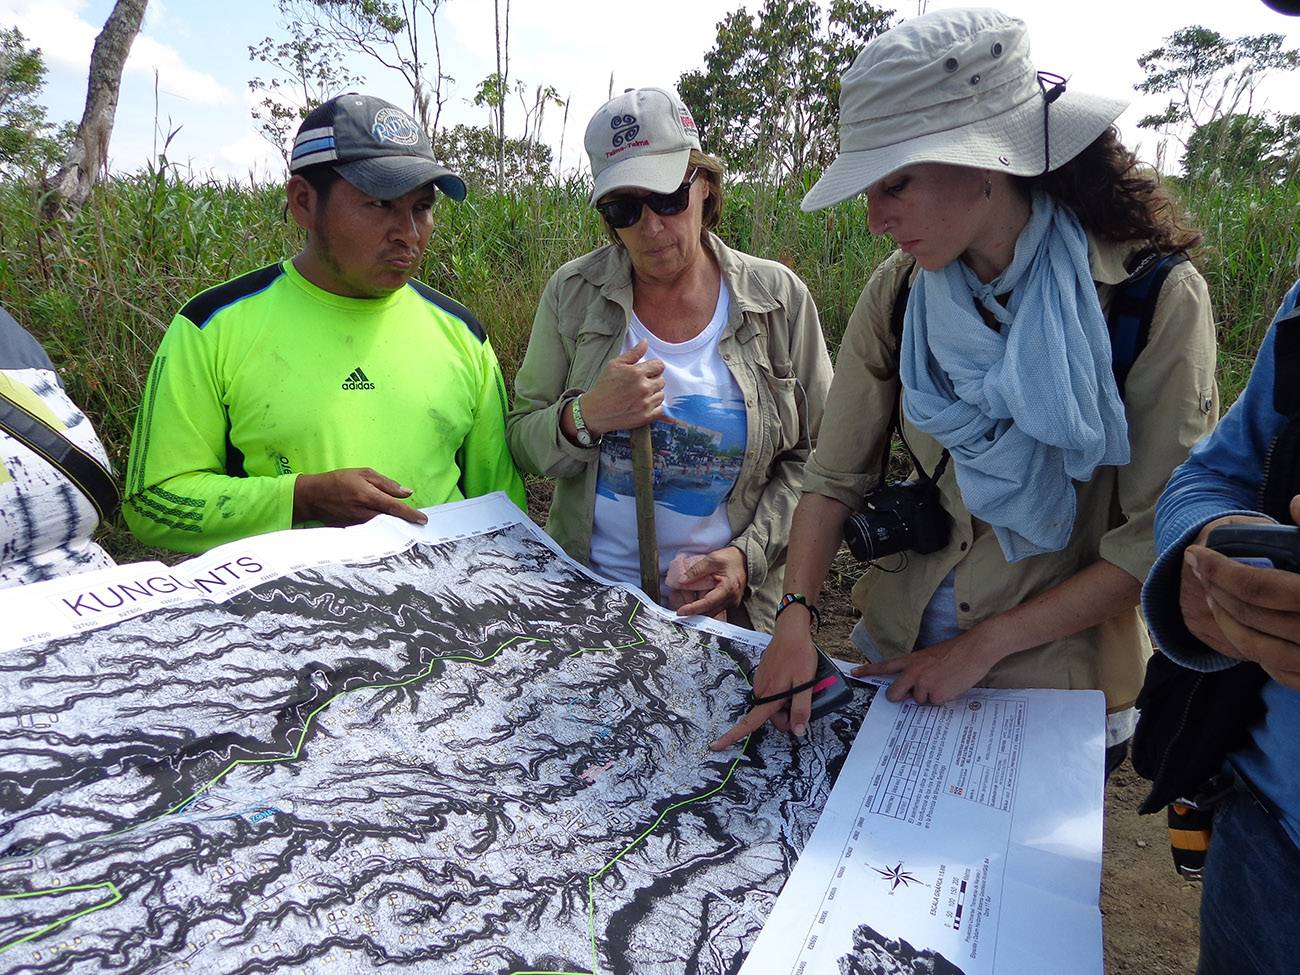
[889,275,910,350]
[0,387,120,523]
[1105,250,1189,398]
[881,273,949,485]
[880,275,910,484]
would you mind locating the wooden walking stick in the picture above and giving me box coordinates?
[630,424,661,604]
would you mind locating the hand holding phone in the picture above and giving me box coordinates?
[1205,524,1300,572]
[1186,521,1300,690]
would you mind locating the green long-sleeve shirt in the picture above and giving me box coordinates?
[124,260,524,553]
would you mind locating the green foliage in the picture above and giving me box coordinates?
[0,28,69,175]
[473,71,507,111]
[435,123,551,191]
[1135,26,1300,176]
[275,0,454,137]
[248,14,363,160]
[0,171,1294,558]
[1181,112,1300,183]
[677,0,893,182]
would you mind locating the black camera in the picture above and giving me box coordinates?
[844,479,951,563]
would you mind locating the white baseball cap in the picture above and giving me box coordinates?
[585,87,701,204]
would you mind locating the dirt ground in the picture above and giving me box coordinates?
[1102,761,1201,973]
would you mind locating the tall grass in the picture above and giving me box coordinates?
[0,165,1295,559]
[1177,174,1300,394]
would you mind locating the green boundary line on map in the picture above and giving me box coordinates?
[0,601,754,975]
[0,883,123,953]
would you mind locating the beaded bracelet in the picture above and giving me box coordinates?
[775,592,820,632]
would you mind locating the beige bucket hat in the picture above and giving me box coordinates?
[802,7,1127,212]
[585,87,701,204]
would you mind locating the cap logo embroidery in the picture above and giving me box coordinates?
[610,114,640,147]
[372,107,420,147]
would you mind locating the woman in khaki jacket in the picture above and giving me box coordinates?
[508,87,832,631]
[714,8,1218,770]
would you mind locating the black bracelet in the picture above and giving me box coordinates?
[751,674,822,706]
[775,592,819,632]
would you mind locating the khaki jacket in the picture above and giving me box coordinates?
[802,240,1219,711]
[508,234,833,630]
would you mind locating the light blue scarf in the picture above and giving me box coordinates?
[899,191,1129,562]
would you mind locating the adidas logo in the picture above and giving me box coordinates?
[341,367,375,391]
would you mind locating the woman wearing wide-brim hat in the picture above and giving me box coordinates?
[713,7,1219,770]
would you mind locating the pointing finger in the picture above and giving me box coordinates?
[711,701,782,751]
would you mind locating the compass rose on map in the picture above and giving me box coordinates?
[872,860,923,893]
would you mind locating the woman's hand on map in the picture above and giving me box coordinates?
[710,609,818,751]
[579,339,666,436]
[852,630,999,705]
[669,547,747,619]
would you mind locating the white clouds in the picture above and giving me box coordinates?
[0,0,98,72]
[215,128,284,182]
[0,0,232,106]
[438,0,742,176]
[14,0,1300,182]
[128,30,230,105]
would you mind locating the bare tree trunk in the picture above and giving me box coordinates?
[493,0,510,193]
[41,0,148,222]
[493,0,503,192]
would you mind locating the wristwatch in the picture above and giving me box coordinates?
[571,395,599,448]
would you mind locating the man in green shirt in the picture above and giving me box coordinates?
[124,93,525,553]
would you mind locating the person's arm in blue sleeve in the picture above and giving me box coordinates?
[1143,281,1300,670]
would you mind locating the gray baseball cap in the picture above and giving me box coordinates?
[584,87,701,204]
[290,93,467,202]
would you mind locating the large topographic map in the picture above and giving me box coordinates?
[0,494,867,974]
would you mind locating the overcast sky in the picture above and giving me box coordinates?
[4,0,1300,183]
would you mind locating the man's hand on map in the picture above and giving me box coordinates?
[576,339,666,437]
[853,631,999,706]
[667,547,747,620]
[710,610,818,751]
[1182,499,1300,690]
[293,468,429,528]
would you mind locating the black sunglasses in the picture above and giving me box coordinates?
[596,168,700,229]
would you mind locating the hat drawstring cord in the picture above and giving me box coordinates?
[1037,71,1068,175]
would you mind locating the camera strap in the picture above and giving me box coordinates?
[884,277,949,488]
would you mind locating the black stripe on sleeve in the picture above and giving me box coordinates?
[178,264,285,330]
[408,280,487,343]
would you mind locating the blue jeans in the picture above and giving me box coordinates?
[1198,790,1300,974]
